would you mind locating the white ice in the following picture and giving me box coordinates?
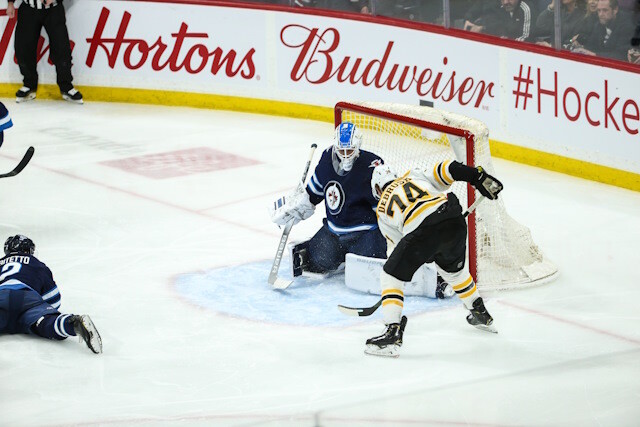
[1,99,639,427]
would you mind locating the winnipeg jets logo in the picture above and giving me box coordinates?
[369,159,382,168]
[324,181,345,215]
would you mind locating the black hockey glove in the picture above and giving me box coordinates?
[472,166,503,200]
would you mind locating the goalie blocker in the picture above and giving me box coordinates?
[290,241,452,299]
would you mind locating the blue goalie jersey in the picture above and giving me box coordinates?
[306,148,383,235]
[0,254,61,309]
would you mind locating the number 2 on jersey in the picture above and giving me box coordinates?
[0,262,22,282]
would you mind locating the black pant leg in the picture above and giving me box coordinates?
[307,224,343,272]
[43,4,73,92]
[14,4,43,89]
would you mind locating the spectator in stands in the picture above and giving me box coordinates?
[369,0,425,21]
[315,0,370,13]
[535,0,587,45]
[369,1,399,18]
[631,0,640,46]
[579,0,601,32]
[630,1,639,62]
[440,0,472,25]
[496,0,537,41]
[463,0,502,35]
[572,0,635,60]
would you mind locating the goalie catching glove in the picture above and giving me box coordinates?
[270,184,315,226]
[472,166,503,200]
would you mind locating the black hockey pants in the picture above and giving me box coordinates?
[384,193,467,282]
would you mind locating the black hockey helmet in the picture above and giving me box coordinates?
[4,234,35,255]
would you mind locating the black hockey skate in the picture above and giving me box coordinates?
[71,315,103,354]
[435,274,454,299]
[365,316,408,358]
[466,298,497,333]
[291,242,309,278]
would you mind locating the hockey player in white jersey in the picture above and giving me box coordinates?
[364,161,503,357]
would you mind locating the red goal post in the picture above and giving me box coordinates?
[334,101,558,291]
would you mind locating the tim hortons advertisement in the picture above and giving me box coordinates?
[0,1,637,173]
[0,2,267,94]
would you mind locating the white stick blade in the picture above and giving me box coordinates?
[271,278,293,290]
[337,305,361,317]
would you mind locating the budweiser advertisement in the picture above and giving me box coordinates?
[0,1,637,174]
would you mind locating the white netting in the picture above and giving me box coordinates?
[338,102,558,291]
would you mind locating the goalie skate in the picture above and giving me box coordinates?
[436,274,454,299]
[289,240,344,279]
[466,298,497,333]
[289,241,309,278]
[365,316,407,358]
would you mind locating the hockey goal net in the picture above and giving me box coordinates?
[335,101,558,291]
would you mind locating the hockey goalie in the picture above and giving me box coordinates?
[269,122,452,299]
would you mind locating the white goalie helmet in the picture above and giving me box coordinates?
[332,122,363,173]
[371,164,398,199]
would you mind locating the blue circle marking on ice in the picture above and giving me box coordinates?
[174,260,461,327]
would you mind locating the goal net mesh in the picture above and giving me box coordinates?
[336,102,558,291]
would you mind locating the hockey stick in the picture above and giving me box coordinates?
[268,143,318,290]
[337,195,487,316]
[0,146,34,178]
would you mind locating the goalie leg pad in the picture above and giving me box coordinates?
[345,254,440,298]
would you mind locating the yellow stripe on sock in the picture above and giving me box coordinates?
[452,276,473,291]
[382,299,404,307]
[459,284,478,299]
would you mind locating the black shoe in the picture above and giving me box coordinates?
[466,298,497,333]
[365,316,408,357]
[16,86,36,103]
[61,88,83,104]
[71,315,103,354]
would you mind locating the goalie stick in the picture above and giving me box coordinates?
[268,143,318,290]
[0,146,34,179]
[337,195,486,317]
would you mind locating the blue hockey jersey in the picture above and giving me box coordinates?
[306,147,383,235]
[0,254,60,309]
[0,101,13,146]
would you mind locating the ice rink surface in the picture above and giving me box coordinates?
[1,98,639,427]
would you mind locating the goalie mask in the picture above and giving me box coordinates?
[4,234,35,256]
[371,164,398,199]
[332,122,362,174]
